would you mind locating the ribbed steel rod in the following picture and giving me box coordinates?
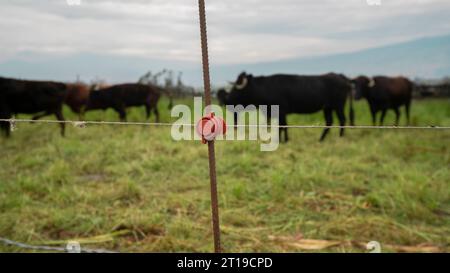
[198,0,221,253]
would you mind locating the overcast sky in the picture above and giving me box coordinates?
[0,0,449,84]
[1,0,449,63]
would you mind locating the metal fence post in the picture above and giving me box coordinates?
[198,0,222,253]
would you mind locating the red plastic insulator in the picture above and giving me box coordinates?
[196,112,227,144]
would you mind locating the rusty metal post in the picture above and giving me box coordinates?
[198,0,221,253]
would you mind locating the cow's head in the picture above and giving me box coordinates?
[352,76,375,100]
[227,72,254,106]
[216,89,228,106]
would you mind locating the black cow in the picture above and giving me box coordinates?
[85,83,161,122]
[352,76,412,126]
[217,89,228,106]
[0,77,67,137]
[224,72,354,142]
[217,88,239,126]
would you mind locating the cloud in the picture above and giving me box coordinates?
[0,0,449,65]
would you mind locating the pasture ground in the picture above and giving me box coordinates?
[0,98,449,252]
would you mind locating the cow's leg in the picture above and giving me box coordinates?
[370,106,377,126]
[0,120,10,137]
[115,106,127,122]
[336,108,346,137]
[394,108,401,126]
[6,118,11,137]
[54,109,65,137]
[153,107,160,123]
[79,107,86,121]
[119,110,127,122]
[145,105,152,120]
[3,122,11,137]
[379,109,387,126]
[405,102,411,126]
[265,109,274,127]
[320,108,333,142]
[279,114,288,143]
[0,109,11,137]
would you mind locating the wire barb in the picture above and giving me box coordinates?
[9,117,17,132]
[72,121,87,129]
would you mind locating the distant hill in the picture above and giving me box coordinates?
[0,52,200,86]
[208,34,450,85]
[0,35,449,87]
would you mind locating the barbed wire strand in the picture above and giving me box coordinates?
[0,237,118,253]
[0,118,449,130]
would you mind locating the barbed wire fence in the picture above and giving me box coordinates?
[1,118,449,130]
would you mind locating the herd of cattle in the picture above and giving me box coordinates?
[218,72,412,141]
[0,78,166,137]
[0,72,413,141]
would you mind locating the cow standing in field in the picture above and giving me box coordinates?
[0,77,67,137]
[85,83,161,122]
[224,72,354,142]
[352,76,412,126]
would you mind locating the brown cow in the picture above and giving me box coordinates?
[352,76,412,126]
[65,83,90,120]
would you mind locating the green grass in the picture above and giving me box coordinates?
[0,98,449,252]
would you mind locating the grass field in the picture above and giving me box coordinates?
[0,98,449,253]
